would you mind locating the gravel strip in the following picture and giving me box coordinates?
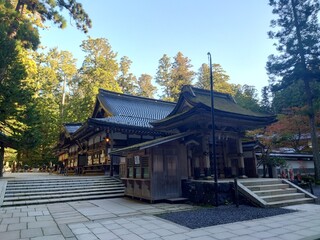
[158,205,297,229]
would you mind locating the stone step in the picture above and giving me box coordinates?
[5,183,124,193]
[6,176,112,183]
[5,185,122,193]
[246,183,289,191]
[266,197,315,207]
[3,189,125,202]
[240,179,282,186]
[2,176,125,207]
[8,179,121,186]
[6,181,118,187]
[5,186,125,197]
[6,182,122,190]
[261,193,306,202]
[253,188,297,196]
[6,179,119,186]
[2,193,124,207]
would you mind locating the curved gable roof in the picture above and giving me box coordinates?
[152,86,276,129]
[169,85,273,118]
[95,88,175,121]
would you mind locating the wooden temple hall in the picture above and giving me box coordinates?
[57,86,276,201]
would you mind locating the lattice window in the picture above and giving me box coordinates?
[141,156,149,179]
[127,158,134,178]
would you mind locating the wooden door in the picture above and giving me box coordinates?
[164,148,179,198]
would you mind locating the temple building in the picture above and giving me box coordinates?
[57,86,276,201]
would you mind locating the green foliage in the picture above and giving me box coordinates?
[0,32,32,135]
[233,84,262,113]
[30,49,78,163]
[0,2,40,50]
[272,80,320,114]
[13,0,91,33]
[0,0,91,170]
[258,155,288,168]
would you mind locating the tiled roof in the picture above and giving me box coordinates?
[91,116,153,128]
[96,89,175,127]
[242,141,264,151]
[152,86,276,129]
[64,123,82,134]
[168,86,274,118]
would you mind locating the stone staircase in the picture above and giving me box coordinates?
[1,176,125,207]
[237,178,317,207]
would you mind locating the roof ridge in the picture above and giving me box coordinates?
[99,88,176,105]
[94,115,162,121]
[184,85,235,102]
[64,122,83,126]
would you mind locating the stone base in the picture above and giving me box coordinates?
[238,168,245,176]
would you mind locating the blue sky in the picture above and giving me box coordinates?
[39,0,276,98]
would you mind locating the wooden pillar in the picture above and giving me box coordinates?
[202,135,210,176]
[0,142,4,178]
[223,141,232,178]
[110,131,114,177]
[187,147,192,178]
[237,138,246,178]
[252,149,258,177]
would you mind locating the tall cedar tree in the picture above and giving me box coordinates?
[32,49,77,163]
[79,38,121,118]
[170,52,194,102]
[260,86,272,113]
[118,56,138,95]
[0,0,90,173]
[267,0,320,180]
[195,63,235,95]
[137,74,157,98]
[0,2,39,175]
[155,54,172,100]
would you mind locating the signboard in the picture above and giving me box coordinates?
[134,156,140,165]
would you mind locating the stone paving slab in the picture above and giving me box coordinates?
[0,201,319,240]
[1,173,320,240]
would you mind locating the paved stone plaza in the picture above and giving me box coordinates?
[1,173,320,240]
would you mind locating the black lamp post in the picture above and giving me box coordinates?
[207,52,218,206]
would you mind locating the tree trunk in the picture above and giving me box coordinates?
[15,0,24,13]
[0,142,4,178]
[309,115,320,181]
